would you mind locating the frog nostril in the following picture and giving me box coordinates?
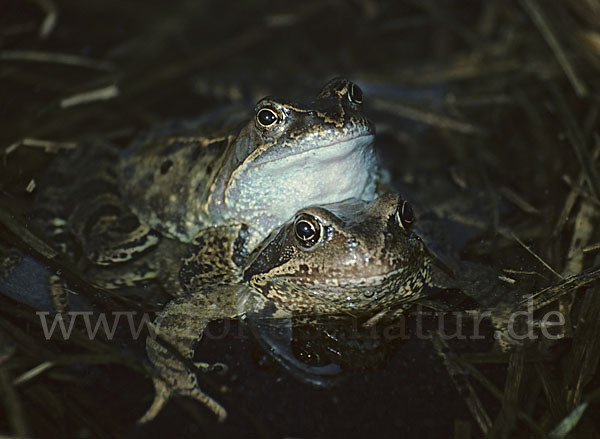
[160,159,173,175]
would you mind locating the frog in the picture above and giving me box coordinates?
[117,77,377,255]
[28,78,377,295]
[139,192,432,423]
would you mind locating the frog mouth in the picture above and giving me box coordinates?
[285,266,411,289]
[248,133,375,168]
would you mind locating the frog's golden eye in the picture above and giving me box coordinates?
[394,200,415,230]
[256,106,280,129]
[294,214,323,249]
[348,83,363,105]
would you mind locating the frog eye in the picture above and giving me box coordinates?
[256,106,280,129]
[348,83,363,105]
[395,200,415,230]
[294,214,323,249]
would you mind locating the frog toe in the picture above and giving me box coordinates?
[137,378,171,424]
[138,374,227,423]
[185,386,227,422]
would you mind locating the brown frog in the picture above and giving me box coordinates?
[118,77,377,254]
[31,78,377,292]
[140,193,431,423]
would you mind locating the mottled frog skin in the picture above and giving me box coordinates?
[20,79,419,425]
[140,193,431,422]
[119,77,377,252]
[32,78,376,289]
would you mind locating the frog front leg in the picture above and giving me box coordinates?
[139,224,254,423]
[138,283,253,423]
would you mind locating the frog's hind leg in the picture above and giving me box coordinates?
[36,141,159,266]
[138,357,227,424]
[30,141,161,310]
[68,192,159,266]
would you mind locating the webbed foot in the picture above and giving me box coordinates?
[138,364,227,424]
[139,332,228,424]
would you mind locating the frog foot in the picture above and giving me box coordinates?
[138,372,227,424]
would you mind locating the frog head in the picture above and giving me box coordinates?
[243,193,431,315]
[210,78,377,250]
